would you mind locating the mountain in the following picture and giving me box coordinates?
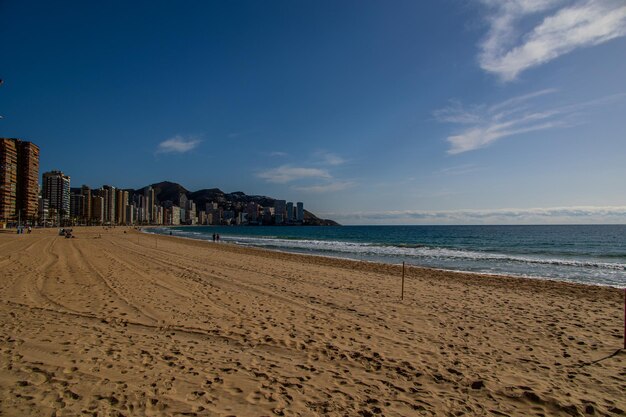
[133,181,339,226]
[134,181,188,203]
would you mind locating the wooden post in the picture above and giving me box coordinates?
[401,262,405,300]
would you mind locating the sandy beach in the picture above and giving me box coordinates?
[0,227,624,417]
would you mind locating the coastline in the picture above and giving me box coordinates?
[142,225,626,290]
[1,227,624,416]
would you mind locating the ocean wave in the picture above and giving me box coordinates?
[222,235,626,271]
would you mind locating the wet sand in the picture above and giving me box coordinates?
[0,227,624,416]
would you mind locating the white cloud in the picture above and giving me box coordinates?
[437,164,485,176]
[479,0,626,81]
[323,206,626,225]
[294,181,355,193]
[314,151,346,166]
[446,114,565,154]
[156,135,201,154]
[436,89,566,153]
[256,165,331,184]
[435,90,626,154]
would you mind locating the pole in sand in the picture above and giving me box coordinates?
[401,262,405,300]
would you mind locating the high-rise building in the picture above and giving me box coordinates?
[274,200,286,224]
[296,202,304,223]
[144,187,156,224]
[171,206,181,225]
[156,206,164,225]
[0,139,17,222]
[245,202,259,224]
[263,207,273,224]
[286,202,294,223]
[0,138,40,224]
[81,185,92,223]
[16,141,40,221]
[102,185,116,225]
[91,195,104,224]
[38,197,49,225]
[126,204,135,225]
[70,193,85,222]
[179,193,188,209]
[116,189,128,225]
[186,199,196,224]
[42,170,71,220]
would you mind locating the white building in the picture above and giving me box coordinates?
[42,170,71,220]
[296,202,304,223]
[274,200,286,224]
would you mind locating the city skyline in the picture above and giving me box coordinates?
[1,1,626,224]
[50,180,308,227]
[0,137,315,227]
[40,168,312,227]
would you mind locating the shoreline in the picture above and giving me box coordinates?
[142,226,626,291]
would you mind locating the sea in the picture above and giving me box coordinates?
[147,225,626,288]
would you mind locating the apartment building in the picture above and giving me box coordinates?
[42,170,71,220]
[0,138,40,224]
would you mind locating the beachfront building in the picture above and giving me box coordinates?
[223,210,235,225]
[262,207,273,224]
[116,189,128,225]
[164,205,180,225]
[70,192,86,224]
[16,141,40,223]
[91,195,104,224]
[206,202,222,225]
[179,193,188,209]
[125,203,135,225]
[172,206,180,225]
[0,138,40,226]
[296,202,304,223]
[245,202,259,224]
[81,185,92,223]
[184,199,197,224]
[274,200,286,224]
[133,194,145,223]
[102,185,116,225]
[145,187,156,223]
[0,139,18,223]
[38,197,49,226]
[42,170,71,222]
[286,202,294,223]
[156,206,164,225]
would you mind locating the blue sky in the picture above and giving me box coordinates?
[1,0,626,224]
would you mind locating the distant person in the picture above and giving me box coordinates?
[212,233,216,242]
[216,234,220,242]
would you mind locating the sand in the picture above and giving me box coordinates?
[0,227,624,417]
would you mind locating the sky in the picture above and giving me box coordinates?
[1,0,626,224]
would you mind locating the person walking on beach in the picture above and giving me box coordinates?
[212,233,216,242]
